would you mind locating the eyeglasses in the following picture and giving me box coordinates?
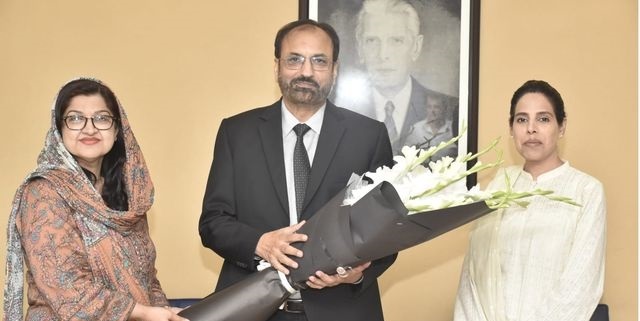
[280,54,332,71]
[63,114,117,131]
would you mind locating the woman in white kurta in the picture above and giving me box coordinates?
[454,80,606,321]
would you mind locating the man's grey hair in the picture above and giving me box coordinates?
[355,0,421,41]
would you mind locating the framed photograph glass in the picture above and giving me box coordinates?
[299,0,480,187]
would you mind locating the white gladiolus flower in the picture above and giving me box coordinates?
[343,125,580,213]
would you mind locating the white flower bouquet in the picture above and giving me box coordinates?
[344,127,578,213]
[179,128,577,321]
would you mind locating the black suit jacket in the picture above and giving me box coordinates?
[199,100,396,321]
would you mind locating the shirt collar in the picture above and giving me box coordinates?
[372,78,413,111]
[281,101,325,136]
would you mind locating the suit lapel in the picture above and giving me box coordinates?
[303,103,345,217]
[400,78,428,138]
[258,102,289,214]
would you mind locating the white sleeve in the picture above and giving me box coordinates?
[526,179,606,321]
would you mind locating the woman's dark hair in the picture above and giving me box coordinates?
[274,19,340,62]
[54,79,128,211]
[509,80,566,126]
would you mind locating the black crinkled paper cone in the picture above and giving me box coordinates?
[288,181,493,286]
[180,181,494,321]
[178,268,289,321]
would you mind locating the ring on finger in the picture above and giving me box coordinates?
[336,266,351,278]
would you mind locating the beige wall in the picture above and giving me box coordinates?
[0,0,636,320]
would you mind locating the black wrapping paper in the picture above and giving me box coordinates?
[178,268,289,321]
[180,181,493,321]
[287,181,492,287]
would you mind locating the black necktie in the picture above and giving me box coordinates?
[293,124,311,217]
[384,101,398,141]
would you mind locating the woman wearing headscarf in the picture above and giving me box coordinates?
[4,78,188,321]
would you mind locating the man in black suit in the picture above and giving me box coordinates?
[199,19,396,321]
[352,0,458,154]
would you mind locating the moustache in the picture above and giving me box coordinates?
[291,77,320,89]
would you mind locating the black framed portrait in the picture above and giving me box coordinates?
[300,0,480,187]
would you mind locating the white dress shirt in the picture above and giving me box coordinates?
[281,102,325,224]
